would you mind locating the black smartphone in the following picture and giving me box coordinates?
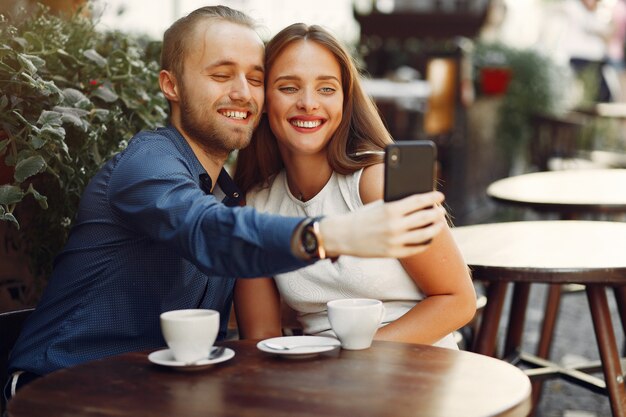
[384,140,437,202]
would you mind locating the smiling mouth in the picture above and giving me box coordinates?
[290,119,323,129]
[220,110,249,120]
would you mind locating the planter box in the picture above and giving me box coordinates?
[480,67,512,96]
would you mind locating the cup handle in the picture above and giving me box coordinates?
[379,304,385,324]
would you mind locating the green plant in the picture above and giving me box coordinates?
[472,42,567,168]
[0,5,167,288]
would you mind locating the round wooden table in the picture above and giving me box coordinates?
[452,220,626,417]
[8,340,531,417]
[487,169,626,218]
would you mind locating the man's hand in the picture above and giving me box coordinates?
[320,192,446,259]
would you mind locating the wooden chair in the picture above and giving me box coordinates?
[529,112,589,172]
[0,308,34,415]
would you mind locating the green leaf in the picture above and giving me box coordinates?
[27,183,48,209]
[0,139,8,153]
[37,110,63,126]
[22,32,44,51]
[39,124,65,142]
[62,88,90,107]
[0,211,19,228]
[14,155,46,182]
[0,95,8,110]
[12,37,27,50]
[29,135,47,149]
[0,45,13,60]
[91,108,110,120]
[38,79,63,98]
[17,53,38,75]
[53,106,89,128]
[83,48,107,67]
[57,48,80,68]
[0,184,24,204]
[91,85,118,103]
[11,110,34,130]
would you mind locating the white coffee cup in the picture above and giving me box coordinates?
[327,298,384,350]
[160,309,220,363]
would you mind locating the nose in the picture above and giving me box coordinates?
[229,74,252,103]
[296,90,319,112]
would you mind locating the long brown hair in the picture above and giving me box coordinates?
[234,23,393,195]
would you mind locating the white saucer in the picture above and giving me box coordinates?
[257,336,340,358]
[148,346,234,371]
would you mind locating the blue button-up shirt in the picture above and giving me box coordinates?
[9,126,308,376]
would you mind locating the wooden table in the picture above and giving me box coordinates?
[452,221,626,417]
[8,340,531,417]
[487,169,626,218]
[487,169,626,386]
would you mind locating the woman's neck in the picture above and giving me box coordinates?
[283,153,332,202]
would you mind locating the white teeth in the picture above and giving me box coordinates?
[291,119,322,128]
[222,111,247,119]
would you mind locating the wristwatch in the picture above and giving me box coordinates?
[291,216,327,260]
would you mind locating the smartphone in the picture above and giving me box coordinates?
[384,140,437,202]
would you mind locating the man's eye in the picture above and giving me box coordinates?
[212,74,230,81]
[248,78,263,87]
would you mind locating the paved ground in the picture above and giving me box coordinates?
[493,283,621,417]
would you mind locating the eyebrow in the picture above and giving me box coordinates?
[273,75,340,83]
[205,60,264,73]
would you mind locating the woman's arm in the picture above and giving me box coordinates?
[233,277,283,340]
[359,163,476,345]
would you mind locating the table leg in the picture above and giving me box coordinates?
[530,284,563,409]
[473,281,508,356]
[587,284,626,417]
[612,286,626,355]
[536,284,562,359]
[503,283,531,360]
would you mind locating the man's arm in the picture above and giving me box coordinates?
[109,145,446,278]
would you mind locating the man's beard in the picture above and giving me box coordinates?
[178,85,258,158]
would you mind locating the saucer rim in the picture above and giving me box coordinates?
[148,346,234,368]
[257,335,340,356]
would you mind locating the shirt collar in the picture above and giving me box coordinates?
[161,125,243,207]
[199,169,243,207]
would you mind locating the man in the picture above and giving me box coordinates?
[5,5,446,401]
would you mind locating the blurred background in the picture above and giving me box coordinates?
[2,1,626,415]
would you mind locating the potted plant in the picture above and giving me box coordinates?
[472,42,567,171]
[0,5,167,305]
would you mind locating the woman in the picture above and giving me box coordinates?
[233,23,475,348]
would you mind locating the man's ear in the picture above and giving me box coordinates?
[159,70,179,102]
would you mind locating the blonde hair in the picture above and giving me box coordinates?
[234,23,393,195]
[161,6,257,80]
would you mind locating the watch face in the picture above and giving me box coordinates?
[302,228,318,255]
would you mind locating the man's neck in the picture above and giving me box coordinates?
[172,123,226,191]
[185,138,226,188]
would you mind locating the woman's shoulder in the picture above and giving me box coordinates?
[358,163,385,204]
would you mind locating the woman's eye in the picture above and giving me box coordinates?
[319,87,336,94]
[279,86,298,93]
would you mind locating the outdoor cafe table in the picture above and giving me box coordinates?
[8,340,532,417]
[486,169,626,387]
[451,220,626,417]
[486,169,626,219]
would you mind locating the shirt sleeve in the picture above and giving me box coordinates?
[107,142,309,278]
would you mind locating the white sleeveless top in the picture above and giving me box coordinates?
[246,169,457,349]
